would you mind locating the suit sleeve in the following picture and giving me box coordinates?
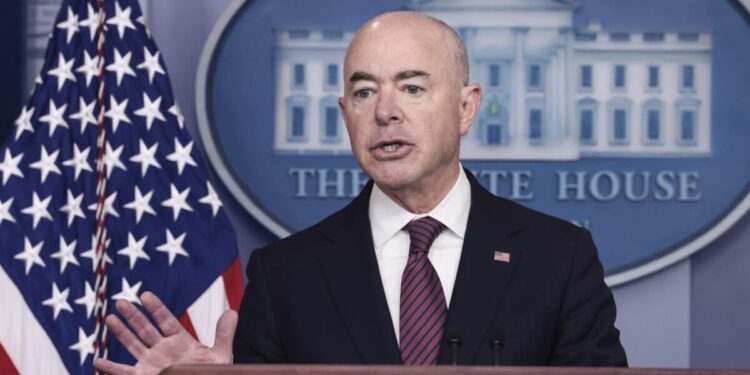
[232,249,288,363]
[551,227,628,366]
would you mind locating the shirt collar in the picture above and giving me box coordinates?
[369,166,472,248]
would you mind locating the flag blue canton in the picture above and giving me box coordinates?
[0,0,239,374]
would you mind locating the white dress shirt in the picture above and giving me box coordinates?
[368,167,471,343]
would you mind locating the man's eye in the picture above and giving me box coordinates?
[354,89,372,99]
[405,85,423,95]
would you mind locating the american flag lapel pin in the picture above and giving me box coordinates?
[493,250,511,263]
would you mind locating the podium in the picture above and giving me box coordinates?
[162,365,750,375]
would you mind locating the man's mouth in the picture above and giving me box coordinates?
[371,139,412,160]
[381,142,402,152]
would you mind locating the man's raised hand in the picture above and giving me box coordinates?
[94,291,237,375]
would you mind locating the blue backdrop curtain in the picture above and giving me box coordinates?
[0,2,25,144]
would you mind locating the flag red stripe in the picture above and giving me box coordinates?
[0,344,20,375]
[179,313,199,341]
[222,258,244,310]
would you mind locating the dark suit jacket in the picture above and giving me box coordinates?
[233,172,627,366]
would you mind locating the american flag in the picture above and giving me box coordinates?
[493,251,510,263]
[0,1,243,374]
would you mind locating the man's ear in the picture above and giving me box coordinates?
[459,83,482,135]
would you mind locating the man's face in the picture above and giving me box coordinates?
[339,17,479,194]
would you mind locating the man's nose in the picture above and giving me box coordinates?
[374,88,403,126]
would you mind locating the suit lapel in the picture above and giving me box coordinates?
[439,172,524,364]
[318,182,402,364]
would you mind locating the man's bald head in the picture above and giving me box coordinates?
[345,11,469,86]
[338,11,482,209]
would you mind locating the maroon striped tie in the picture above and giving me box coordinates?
[400,216,447,366]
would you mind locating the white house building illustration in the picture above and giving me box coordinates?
[273,0,712,160]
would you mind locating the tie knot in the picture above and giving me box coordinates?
[405,216,444,254]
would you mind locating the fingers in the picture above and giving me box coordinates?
[212,309,239,360]
[142,291,184,337]
[115,296,164,347]
[95,355,135,375]
[104,314,148,360]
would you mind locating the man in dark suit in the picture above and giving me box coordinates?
[96,11,626,374]
[233,173,626,365]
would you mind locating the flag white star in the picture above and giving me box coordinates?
[102,142,127,178]
[106,2,136,39]
[106,49,136,86]
[117,233,150,270]
[21,192,53,229]
[14,106,34,140]
[56,6,79,44]
[169,104,185,129]
[112,277,142,305]
[39,100,69,137]
[136,14,152,38]
[199,182,223,217]
[161,184,193,221]
[14,237,46,275]
[47,53,77,91]
[42,282,73,320]
[88,191,120,218]
[50,236,80,274]
[104,96,131,132]
[35,73,43,85]
[124,186,156,224]
[134,93,165,130]
[75,51,101,88]
[68,327,96,365]
[0,149,24,185]
[78,3,99,41]
[29,146,62,183]
[0,197,15,225]
[59,190,86,226]
[137,47,165,84]
[70,97,98,134]
[62,144,93,180]
[129,139,161,176]
[166,139,197,175]
[156,229,189,266]
[75,281,97,318]
[80,235,113,273]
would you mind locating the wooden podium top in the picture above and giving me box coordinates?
[162,365,750,375]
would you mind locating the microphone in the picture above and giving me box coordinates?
[444,328,463,365]
[488,329,505,366]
